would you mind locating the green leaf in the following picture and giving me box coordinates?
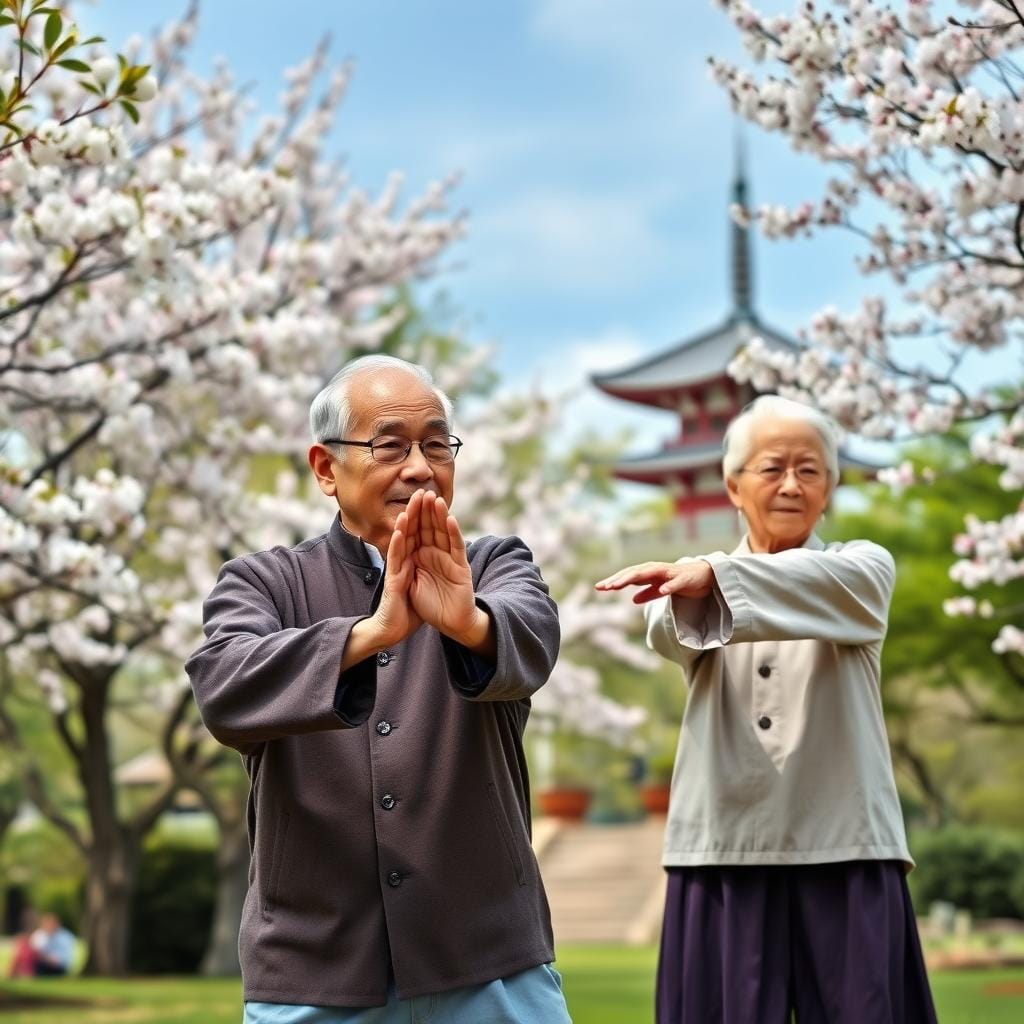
[15,40,41,56]
[121,64,150,89]
[52,34,76,59]
[80,35,104,45]
[56,58,90,72]
[119,99,139,124]
[78,81,101,96]
[0,15,15,26]
[117,53,127,71]
[43,11,60,49]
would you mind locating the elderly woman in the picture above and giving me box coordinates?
[596,396,936,1024]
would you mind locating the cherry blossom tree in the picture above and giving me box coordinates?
[0,2,647,974]
[0,0,460,974]
[710,0,1024,663]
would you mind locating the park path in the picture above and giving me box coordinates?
[535,818,668,945]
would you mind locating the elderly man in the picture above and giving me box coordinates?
[186,355,571,1023]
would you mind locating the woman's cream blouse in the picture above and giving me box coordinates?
[645,533,912,869]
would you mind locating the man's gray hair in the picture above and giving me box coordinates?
[309,355,454,444]
[722,395,841,482]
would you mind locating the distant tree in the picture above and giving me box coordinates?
[830,436,1023,823]
[0,769,21,852]
[0,0,459,974]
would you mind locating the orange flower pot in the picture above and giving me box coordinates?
[537,787,592,821]
[639,782,671,816]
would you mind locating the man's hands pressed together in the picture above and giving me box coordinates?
[405,490,494,653]
[341,490,496,672]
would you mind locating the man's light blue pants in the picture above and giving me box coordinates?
[243,963,572,1023]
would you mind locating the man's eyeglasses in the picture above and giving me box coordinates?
[322,434,463,465]
[739,464,826,485]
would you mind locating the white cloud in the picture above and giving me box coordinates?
[499,326,675,451]
[435,126,545,180]
[530,0,734,104]
[531,0,681,62]
[468,186,682,295]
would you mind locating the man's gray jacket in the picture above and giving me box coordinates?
[185,516,559,1006]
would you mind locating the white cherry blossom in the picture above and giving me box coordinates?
[713,0,1024,653]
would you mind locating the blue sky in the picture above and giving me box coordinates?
[79,0,982,457]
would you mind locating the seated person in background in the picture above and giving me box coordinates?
[6,908,39,978]
[29,912,75,977]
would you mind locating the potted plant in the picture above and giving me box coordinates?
[533,732,599,821]
[536,785,593,821]
[638,752,675,816]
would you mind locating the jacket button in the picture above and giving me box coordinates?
[758,715,772,730]
[363,570,375,584]
[381,793,396,810]
[376,651,391,667]
[375,720,392,736]
[758,664,771,678]
[387,871,402,888]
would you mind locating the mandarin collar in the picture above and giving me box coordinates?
[327,514,378,569]
[731,531,824,556]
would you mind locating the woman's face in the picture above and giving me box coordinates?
[726,417,832,554]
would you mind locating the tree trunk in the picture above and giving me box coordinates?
[78,671,141,977]
[200,815,249,976]
[893,736,948,828]
[0,804,16,852]
[82,832,138,975]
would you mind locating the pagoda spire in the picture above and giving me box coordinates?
[730,130,754,323]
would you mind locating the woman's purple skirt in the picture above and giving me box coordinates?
[656,861,937,1024]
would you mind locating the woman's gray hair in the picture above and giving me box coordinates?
[722,395,840,483]
[309,355,454,444]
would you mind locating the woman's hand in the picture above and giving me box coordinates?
[595,559,714,604]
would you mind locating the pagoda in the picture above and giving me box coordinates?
[592,156,799,540]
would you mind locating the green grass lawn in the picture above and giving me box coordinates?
[0,946,1021,1022]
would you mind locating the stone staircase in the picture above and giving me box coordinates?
[533,818,668,945]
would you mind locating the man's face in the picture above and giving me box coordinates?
[308,368,455,554]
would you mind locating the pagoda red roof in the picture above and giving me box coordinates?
[609,442,723,484]
[592,316,796,409]
[610,443,882,487]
